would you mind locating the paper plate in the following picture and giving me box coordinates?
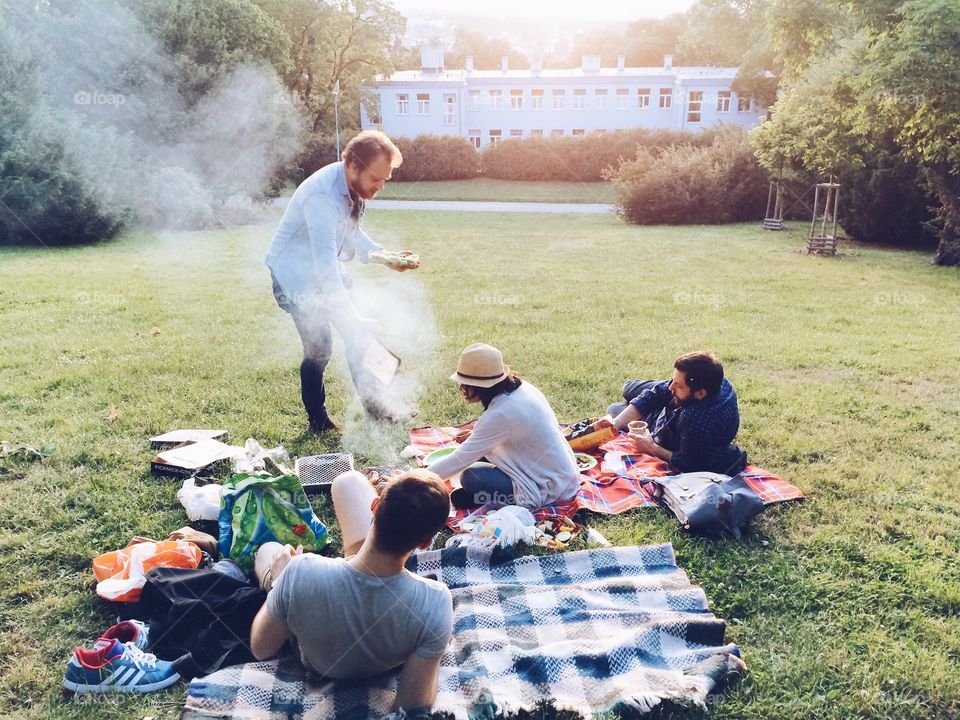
[424,447,457,466]
[574,452,598,472]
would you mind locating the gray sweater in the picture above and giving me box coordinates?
[428,381,581,509]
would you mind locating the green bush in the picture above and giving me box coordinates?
[606,126,767,225]
[296,133,340,179]
[479,128,718,182]
[0,34,123,246]
[390,134,479,181]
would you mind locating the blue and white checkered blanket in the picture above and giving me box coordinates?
[183,543,745,719]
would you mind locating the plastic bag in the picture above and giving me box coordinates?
[93,540,203,602]
[232,438,293,475]
[218,473,328,570]
[472,506,537,547]
[177,477,223,521]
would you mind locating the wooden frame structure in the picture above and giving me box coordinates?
[807,181,840,255]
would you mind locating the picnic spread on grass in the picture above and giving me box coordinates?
[65,415,803,718]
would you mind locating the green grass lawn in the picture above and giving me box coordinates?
[1,213,959,719]
[375,177,615,204]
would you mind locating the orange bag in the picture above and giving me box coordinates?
[92,540,203,602]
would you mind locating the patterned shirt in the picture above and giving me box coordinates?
[630,378,745,474]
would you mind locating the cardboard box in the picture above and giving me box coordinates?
[149,428,229,450]
[151,439,242,478]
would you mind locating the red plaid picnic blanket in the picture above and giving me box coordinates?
[408,424,803,528]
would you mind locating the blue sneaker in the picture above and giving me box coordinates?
[63,639,180,693]
[96,619,150,651]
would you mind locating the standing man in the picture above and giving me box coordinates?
[266,130,418,432]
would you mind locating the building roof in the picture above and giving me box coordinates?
[374,66,740,85]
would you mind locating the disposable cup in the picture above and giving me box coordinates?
[627,420,648,434]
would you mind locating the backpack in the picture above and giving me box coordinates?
[645,472,764,538]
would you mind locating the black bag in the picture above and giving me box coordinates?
[645,472,765,538]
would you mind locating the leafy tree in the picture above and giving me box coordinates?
[862,0,960,264]
[256,0,405,134]
[134,0,292,105]
[754,0,960,263]
[446,26,528,70]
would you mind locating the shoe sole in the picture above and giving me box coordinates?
[63,671,180,693]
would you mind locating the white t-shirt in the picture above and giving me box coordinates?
[428,381,582,508]
[266,554,452,679]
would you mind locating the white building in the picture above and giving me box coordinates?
[360,47,767,148]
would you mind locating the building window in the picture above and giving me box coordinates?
[443,94,456,124]
[573,88,586,110]
[469,90,480,111]
[572,128,585,136]
[489,129,502,144]
[368,98,382,125]
[637,88,651,109]
[717,90,731,113]
[489,89,502,110]
[552,89,565,110]
[551,129,564,135]
[510,89,523,110]
[687,91,703,123]
[417,93,430,114]
[530,129,543,136]
[396,93,408,115]
[510,129,523,137]
[595,88,607,110]
[659,88,672,109]
[531,89,544,110]
[468,129,481,149]
[737,96,752,112]
[616,88,629,109]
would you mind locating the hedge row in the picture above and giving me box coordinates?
[294,128,722,184]
[478,128,718,182]
[605,126,767,225]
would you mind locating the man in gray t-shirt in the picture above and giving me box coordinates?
[250,469,452,714]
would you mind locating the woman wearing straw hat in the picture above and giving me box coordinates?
[427,343,581,510]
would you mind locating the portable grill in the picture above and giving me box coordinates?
[295,453,354,494]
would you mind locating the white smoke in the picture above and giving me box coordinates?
[338,248,443,465]
[17,0,304,230]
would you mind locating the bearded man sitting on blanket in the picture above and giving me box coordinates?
[249,469,453,715]
[608,350,748,476]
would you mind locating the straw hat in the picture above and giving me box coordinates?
[450,343,510,388]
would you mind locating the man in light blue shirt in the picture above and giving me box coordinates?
[265,131,418,431]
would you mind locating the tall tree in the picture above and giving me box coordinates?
[754,0,960,264]
[446,26,528,70]
[256,0,404,133]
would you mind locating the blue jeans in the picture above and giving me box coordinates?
[451,464,515,508]
[271,272,382,423]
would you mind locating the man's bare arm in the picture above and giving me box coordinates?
[393,653,442,713]
[249,605,291,661]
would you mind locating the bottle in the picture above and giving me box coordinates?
[585,528,612,548]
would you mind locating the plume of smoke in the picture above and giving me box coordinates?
[337,264,442,465]
[17,0,304,231]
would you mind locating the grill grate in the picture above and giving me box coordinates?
[295,453,355,490]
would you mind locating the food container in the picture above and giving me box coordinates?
[565,417,617,452]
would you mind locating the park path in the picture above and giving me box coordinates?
[271,197,614,214]
[367,199,614,214]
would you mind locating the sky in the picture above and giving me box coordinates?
[391,0,696,22]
